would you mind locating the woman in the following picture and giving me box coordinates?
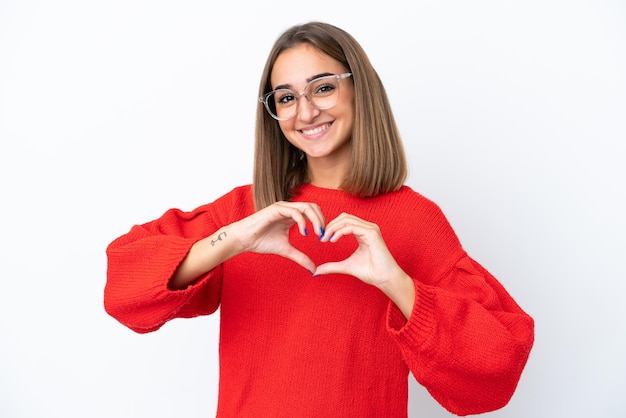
[105,21,534,417]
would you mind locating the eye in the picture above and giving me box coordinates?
[310,79,338,96]
[275,90,296,105]
[316,83,336,94]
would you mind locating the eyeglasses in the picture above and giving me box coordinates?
[259,73,352,121]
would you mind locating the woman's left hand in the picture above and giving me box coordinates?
[314,213,416,318]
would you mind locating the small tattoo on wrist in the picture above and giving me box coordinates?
[211,232,227,246]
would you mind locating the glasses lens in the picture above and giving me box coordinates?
[262,75,345,120]
[265,89,297,120]
[306,76,341,110]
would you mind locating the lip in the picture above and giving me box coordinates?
[298,122,333,139]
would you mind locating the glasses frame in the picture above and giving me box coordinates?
[259,72,353,121]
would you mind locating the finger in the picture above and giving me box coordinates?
[296,202,326,237]
[307,203,327,237]
[319,212,348,242]
[314,260,348,276]
[281,246,317,273]
[278,202,326,237]
[321,214,374,243]
[273,202,310,236]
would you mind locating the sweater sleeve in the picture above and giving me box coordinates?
[386,202,535,416]
[104,188,249,334]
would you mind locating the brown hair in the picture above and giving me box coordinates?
[253,22,407,210]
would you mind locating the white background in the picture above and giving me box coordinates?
[1,1,625,417]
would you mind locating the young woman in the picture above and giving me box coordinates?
[105,21,534,417]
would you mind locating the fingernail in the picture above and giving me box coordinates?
[304,227,308,236]
[320,227,325,237]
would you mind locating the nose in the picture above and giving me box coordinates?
[296,94,320,121]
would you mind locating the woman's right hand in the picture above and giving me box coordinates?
[230,201,326,272]
[170,201,325,289]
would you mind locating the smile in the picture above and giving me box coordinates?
[300,122,332,136]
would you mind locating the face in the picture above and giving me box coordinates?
[270,44,355,167]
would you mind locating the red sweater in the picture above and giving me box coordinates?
[105,184,534,417]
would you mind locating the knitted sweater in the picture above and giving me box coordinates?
[104,184,534,417]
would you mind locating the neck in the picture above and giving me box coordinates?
[306,157,348,189]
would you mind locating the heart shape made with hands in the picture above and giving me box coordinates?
[291,224,359,271]
[247,203,401,286]
[287,214,394,284]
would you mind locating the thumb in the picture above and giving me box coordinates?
[313,260,348,277]
[281,247,316,274]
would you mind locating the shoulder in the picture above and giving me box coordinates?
[380,186,444,216]
[221,184,253,202]
[171,185,254,229]
[377,186,462,254]
[374,186,456,238]
[193,184,254,224]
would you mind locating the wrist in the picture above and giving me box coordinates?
[378,270,415,320]
[206,224,243,260]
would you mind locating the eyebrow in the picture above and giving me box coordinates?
[273,72,334,91]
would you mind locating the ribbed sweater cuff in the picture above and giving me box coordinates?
[105,235,215,332]
[387,281,438,348]
[156,236,200,288]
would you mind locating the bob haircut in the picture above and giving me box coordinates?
[253,21,407,210]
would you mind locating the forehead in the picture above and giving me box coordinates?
[271,44,345,87]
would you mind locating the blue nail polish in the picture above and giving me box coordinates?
[304,227,308,236]
[320,227,325,236]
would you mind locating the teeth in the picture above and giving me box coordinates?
[302,123,329,135]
